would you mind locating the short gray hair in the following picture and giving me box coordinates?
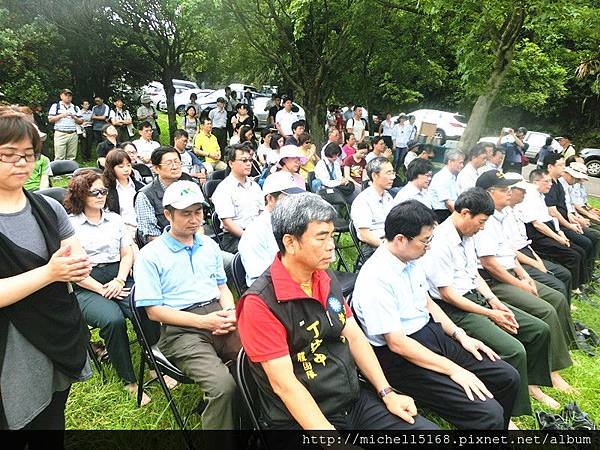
[444,148,465,164]
[366,156,391,181]
[271,193,337,254]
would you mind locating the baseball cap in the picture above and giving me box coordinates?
[476,170,519,190]
[162,181,209,209]
[504,173,529,191]
[60,88,73,95]
[564,163,588,180]
[278,145,308,165]
[262,172,305,196]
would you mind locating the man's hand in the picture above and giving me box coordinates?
[205,309,237,335]
[456,334,499,362]
[382,391,417,424]
[557,231,570,247]
[46,245,92,282]
[488,298,519,334]
[449,367,494,401]
[533,259,547,273]
[516,278,537,296]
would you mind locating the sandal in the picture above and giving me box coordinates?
[91,341,109,363]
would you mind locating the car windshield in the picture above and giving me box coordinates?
[453,114,466,124]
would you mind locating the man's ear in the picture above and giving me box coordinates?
[282,234,295,255]
[164,208,172,222]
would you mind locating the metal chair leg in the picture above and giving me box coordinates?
[87,341,105,381]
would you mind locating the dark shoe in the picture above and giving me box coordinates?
[575,332,596,356]
[560,402,597,430]
[535,411,571,430]
[574,322,600,347]
[90,341,109,363]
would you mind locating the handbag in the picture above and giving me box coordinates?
[521,154,529,166]
[334,182,355,197]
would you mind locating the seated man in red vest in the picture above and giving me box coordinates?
[236,192,437,431]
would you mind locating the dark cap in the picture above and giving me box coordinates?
[60,88,73,95]
[476,170,519,190]
[217,97,226,103]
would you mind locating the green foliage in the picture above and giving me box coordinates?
[0,11,70,105]
[497,40,568,114]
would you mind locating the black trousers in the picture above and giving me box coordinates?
[79,128,94,160]
[13,388,70,450]
[519,247,572,303]
[562,227,595,281]
[267,387,437,434]
[213,127,227,150]
[528,226,586,288]
[374,320,520,430]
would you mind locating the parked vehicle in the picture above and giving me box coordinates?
[141,80,201,110]
[199,90,305,129]
[479,131,562,162]
[394,109,467,145]
[165,88,214,115]
[580,148,600,178]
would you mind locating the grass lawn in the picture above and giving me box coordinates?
[61,196,600,431]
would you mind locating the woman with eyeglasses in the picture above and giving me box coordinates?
[0,110,92,434]
[64,170,151,405]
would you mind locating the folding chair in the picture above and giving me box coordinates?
[73,167,102,176]
[235,348,270,449]
[317,188,352,271]
[210,211,225,247]
[348,219,371,272]
[330,270,358,298]
[49,160,79,186]
[36,187,67,205]
[202,179,222,203]
[231,252,248,296]
[128,286,198,438]
[208,168,228,181]
[132,163,154,184]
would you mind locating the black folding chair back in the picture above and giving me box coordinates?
[49,159,80,176]
[37,187,67,206]
[129,286,196,436]
[203,179,222,202]
[73,167,103,176]
[348,219,370,272]
[235,348,267,435]
[317,188,352,271]
[331,270,357,298]
[208,169,228,181]
[210,211,224,246]
[231,253,248,295]
[132,163,154,184]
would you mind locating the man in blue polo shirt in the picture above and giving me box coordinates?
[133,180,240,429]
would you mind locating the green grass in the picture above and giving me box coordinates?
[61,180,600,431]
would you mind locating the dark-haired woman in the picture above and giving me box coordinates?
[65,171,150,405]
[103,149,145,241]
[181,105,199,142]
[0,110,91,433]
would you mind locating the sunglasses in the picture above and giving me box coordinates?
[88,188,108,197]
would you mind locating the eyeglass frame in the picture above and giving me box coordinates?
[0,152,36,164]
[87,188,109,197]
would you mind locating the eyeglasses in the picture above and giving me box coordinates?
[159,160,182,168]
[87,188,108,197]
[0,152,36,163]
[235,158,253,164]
[409,235,434,246]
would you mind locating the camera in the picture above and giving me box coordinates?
[501,127,512,135]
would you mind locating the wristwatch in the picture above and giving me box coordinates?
[378,386,394,399]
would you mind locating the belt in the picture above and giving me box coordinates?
[94,262,119,268]
[56,130,77,134]
[182,299,216,311]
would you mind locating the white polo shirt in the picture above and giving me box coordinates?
[428,166,458,210]
[393,182,432,208]
[423,216,478,299]
[350,186,394,240]
[212,174,264,230]
[456,162,479,194]
[513,187,559,231]
[352,245,430,346]
[473,209,517,270]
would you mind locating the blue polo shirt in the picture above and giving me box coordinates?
[133,227,227,309]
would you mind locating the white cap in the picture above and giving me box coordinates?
[503,172,529,190]
[162,181,208,209]
[564,165,588,180]
[262,172,305,196]
[277,145,308,165]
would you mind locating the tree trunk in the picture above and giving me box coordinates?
[459,7,525,151]
[162,70,177,146]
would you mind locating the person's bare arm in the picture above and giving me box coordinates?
[221,218,244,237]
[261,355,335,429]
[479,255,533,294]
[548,205,580,232]
[531,220,569,245]
[516,249,546,273]
[357,227,381,248]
